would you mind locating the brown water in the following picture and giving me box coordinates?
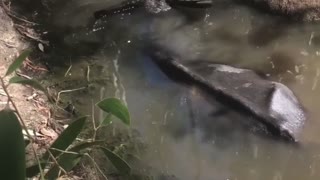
[47,0,320,179]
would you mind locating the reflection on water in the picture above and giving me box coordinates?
[49,0,320,179]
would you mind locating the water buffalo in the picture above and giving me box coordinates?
[91,0,306,143]
[146,45,306,142]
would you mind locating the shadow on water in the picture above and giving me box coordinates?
[9,0,320,179]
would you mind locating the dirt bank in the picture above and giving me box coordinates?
[0,4,60,163]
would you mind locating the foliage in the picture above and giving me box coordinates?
[101,147,131,175]
[0,49,133,179]
[5,50,31,76]
[97,98,131,125]
[0,109,26,180]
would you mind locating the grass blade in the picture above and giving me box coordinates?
[48,116,87,157]
[101,147,131,175]
[34,117,86,178]
[40,117,86,163]
[9,76,46,92]
[5,50,31,76]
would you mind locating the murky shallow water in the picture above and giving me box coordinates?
[46,0,320,179]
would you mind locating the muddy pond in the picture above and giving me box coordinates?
[36,0,320,179]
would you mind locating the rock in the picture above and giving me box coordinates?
[147,45,306,142]
[238,0,320,21]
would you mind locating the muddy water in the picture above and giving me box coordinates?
[47,0,320,179]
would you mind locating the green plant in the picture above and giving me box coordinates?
[0,50,132,179]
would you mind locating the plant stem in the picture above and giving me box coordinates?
[0,77,32,139]
[48,150,68,175]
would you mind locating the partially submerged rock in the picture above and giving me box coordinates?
[147,46,306,142]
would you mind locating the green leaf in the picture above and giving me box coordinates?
[30,117,86,177]
[96,98,130,126]
[42,116,86,161]
[0,110,26,180]
[45,154,82,180]
[99,113,113,127]
[101,147,131,175]
[26,163,47,178]
[9,76,47,93]
[5,49,31,76]
[48,116,87,157]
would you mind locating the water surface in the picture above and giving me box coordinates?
[46,1,320,179]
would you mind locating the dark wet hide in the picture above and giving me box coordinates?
[147,46,306,143]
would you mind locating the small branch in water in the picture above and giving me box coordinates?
[86,65,90,82]
[56,87,87,105]
[309,32,315,46]
[91,99,97,141]
[64,64,72,77]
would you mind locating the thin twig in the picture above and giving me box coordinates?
[0,90,7,96]
[85,153,109,180]
[0,39,18,48]
[309,32,315,46]
[56,87,87,105]
[0,77,33,139]
[14,24,49,45]
[91,99,97,141]
[1,0,38,25]
[49,148,80,155]
[64,65,72,77]
[48,150,68,175]
[86,65,90,82]
[16,72,32,79]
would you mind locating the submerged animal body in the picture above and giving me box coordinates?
[91,0,306,142]
[147,46,306,142]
